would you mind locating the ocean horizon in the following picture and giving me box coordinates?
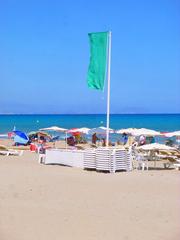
[0,113,180,134]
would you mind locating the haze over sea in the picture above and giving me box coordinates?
[0,114,180,134]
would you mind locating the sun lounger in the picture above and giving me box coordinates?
[0,150,9,156]
[84,149,96,169]
[0,149,24,156]
[83,147,132,173]
[114,149,132,172]
[96,148,114,172]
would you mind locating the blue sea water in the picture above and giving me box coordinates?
[0,114,180,134]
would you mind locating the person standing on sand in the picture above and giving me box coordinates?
[92,133,98,145]
[122,133,128,145]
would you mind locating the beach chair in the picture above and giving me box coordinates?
[0,150,9,156]
[95,148,114,173]
[136,153,149,171]
[114,149,132,172]
[8,149,24,156]
[128,147,137,169]
[84,149,96,169]
[0,149,24,156]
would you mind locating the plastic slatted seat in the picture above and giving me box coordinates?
[136,154,149,170]
[114,149,127,171]
[95,148,114,172]
[83,147,132,173]
[84,149,96,169]
[114,149,128,171]
[114,149,132,172]
[126,152,132,171]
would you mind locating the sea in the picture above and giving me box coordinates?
[0,114,180,134]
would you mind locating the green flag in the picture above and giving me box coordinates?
[87,32,108,90]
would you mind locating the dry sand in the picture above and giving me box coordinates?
[0,151,180,240]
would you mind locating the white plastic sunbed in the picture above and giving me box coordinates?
[84,148,132,173]
[0,150,24,156]
[84,149,96,169]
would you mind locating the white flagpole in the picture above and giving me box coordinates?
[106,31,111,147]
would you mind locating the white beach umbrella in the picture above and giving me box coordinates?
[39,126,68,132]
[116,128,138,135]
[116,128,160,136]
[163,131,180,138]
[137,143,176,151]
[89,126,114,135]
[132,128,161,137]
[137,143,178,168]
[39,126,68,148]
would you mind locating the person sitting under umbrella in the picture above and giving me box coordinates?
[67,136,76,146]
[122,133,128,145]
[139,135,146,145]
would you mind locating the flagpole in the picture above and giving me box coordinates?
[106,31,111,147]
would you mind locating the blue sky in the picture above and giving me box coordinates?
[0,0,180,114]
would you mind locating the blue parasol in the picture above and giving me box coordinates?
[13,130,29,145]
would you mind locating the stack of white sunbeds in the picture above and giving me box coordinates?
[83,149,96,170]
[84,148,132,173]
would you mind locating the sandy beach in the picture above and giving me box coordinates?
[0,150,180,240]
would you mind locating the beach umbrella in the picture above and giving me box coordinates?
[67,128,91,144]
[118,128,159,136]
[28,131,51,139]
[116,128,138,135]
[137,143,176,151]
[116,128,160,136]
[28,131,37,136]
[13,130,29,145]
[89,126,114,135]
[40,126,68,140]
[137,143,178,168]
[67,129,81,137]
[40,126,69,148]
[67,127,90,135]
[39,126,68,132]
[132,128,160,136]
[163,131,180,138]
